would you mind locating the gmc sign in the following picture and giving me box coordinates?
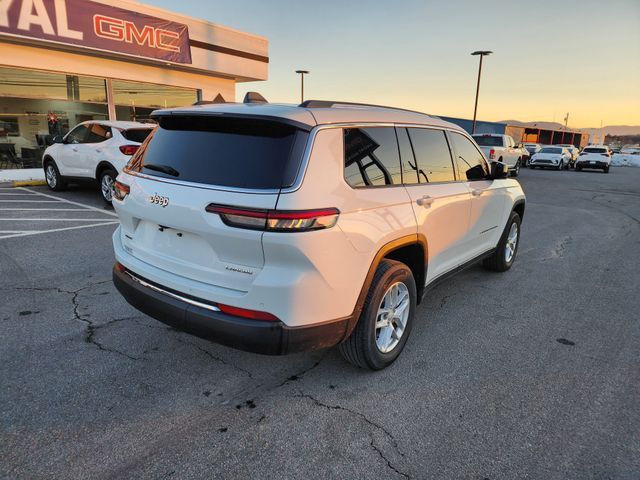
[0,0,192,64]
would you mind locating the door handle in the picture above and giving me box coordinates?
[416,195,434,207]
[96,148,101,153]
[471,189,483,197]
[71,147,78,152]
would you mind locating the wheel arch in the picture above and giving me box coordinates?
[342,234,428,341]
[513,199,525,221]
[95,161,117,180]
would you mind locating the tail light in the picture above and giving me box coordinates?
[489,149,496,159]
[119,145,140,156]
[206,205,340,232]
[113,180,130,201]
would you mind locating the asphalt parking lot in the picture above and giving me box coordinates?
[1,168,639,479]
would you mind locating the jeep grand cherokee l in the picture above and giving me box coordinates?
[111,98,525,370]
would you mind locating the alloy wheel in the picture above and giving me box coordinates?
[504,222,519,263]
[45,164,57,188]
[101,174,114,202]
[375,282,410,353]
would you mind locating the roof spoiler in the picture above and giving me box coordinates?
[243,92,268,104]
[299,100,431,117]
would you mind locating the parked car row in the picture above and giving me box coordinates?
[527,143,613,173]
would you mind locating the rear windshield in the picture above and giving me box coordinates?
[583,147,607,154]
[122,128,153,143]
[540,147,562,154]
[127,116,309,189]
[473,136,503,147]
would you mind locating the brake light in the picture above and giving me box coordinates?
[113,180,130,201]
[217,303,279,321]
[119,145,140,156]
[489,149,496,159]
[205,205,340,232]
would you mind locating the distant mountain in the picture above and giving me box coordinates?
[499,121,640,136]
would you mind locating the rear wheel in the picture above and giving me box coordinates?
[44,161,66,191]
[603,165,610,173]
[339,259,416,370]
[99,168,117,204]
[483,211,521,272]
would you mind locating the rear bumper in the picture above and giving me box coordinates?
[113,264,349,355]
[576,161,608,169]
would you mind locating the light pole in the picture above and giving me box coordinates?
[470,51,492,134]
[295,70,309,103]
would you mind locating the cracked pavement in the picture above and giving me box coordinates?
[1,171,639,479]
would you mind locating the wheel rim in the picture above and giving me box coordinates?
[504,222,519,263]
[45,164,56,188]
[101,173,114,201]
[375,282,410,354]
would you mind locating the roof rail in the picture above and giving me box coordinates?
[299,100,432,117]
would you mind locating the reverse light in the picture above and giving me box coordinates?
[217,303,279,321]
[113,180,130,201]
[119,145,140,156]
[489,149,496,159]
[205,205,340,232]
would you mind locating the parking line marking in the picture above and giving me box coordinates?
[0,230,38,234]
[0,221,119,240]
[18,187,118,217]
[0,193,38,196]
[0,218,117,221]
[0,208,87,211]
[0,200,62,203]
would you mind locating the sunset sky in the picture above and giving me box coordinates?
[147,0,640,128]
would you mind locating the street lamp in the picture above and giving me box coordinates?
[470,50,492,134]
[295,70,310,103]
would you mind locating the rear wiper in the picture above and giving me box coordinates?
[143,163,179,177]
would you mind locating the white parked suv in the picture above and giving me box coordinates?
[575,145,612,173]
[529,146,572,170]
[111,99,526,369]
[471,133,523,177]
[42,120,154,203]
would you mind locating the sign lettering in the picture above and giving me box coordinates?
[0,0,192,64]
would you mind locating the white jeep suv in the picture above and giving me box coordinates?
[111,99,526,369]
[43,121,154,203]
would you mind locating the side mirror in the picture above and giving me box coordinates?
[490,161,509,179]
[52,135,64,144]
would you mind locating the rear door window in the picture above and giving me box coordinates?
[128,116,309,190]
[407,128,456,183]
[450,132,490,181]
[66,125,89,144]
[344,127,402,187]
[85,124,112,143]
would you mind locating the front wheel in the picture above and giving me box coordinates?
[483,211,521,272]
[339,259,416,370]
[511,159,521,177]
[99,168,117,204]
[603,166,610,173]
[44,161,66,191]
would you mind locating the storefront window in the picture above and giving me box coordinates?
[113,80,197,122]
[0,66,107,168]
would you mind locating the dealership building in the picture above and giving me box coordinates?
[0,0,268,175]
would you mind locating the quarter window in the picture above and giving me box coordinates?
[450,132,490,181]
[407,128,456,183]
[344,127,402,187]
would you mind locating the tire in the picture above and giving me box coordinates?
[98,168,117,204]
[603,166,610,173]
[556,159,563,171]
[483,211,521,272]
[44,160,66,191]
[511,159,521,177]
[339,259,416,370]
[575,165,581,172]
